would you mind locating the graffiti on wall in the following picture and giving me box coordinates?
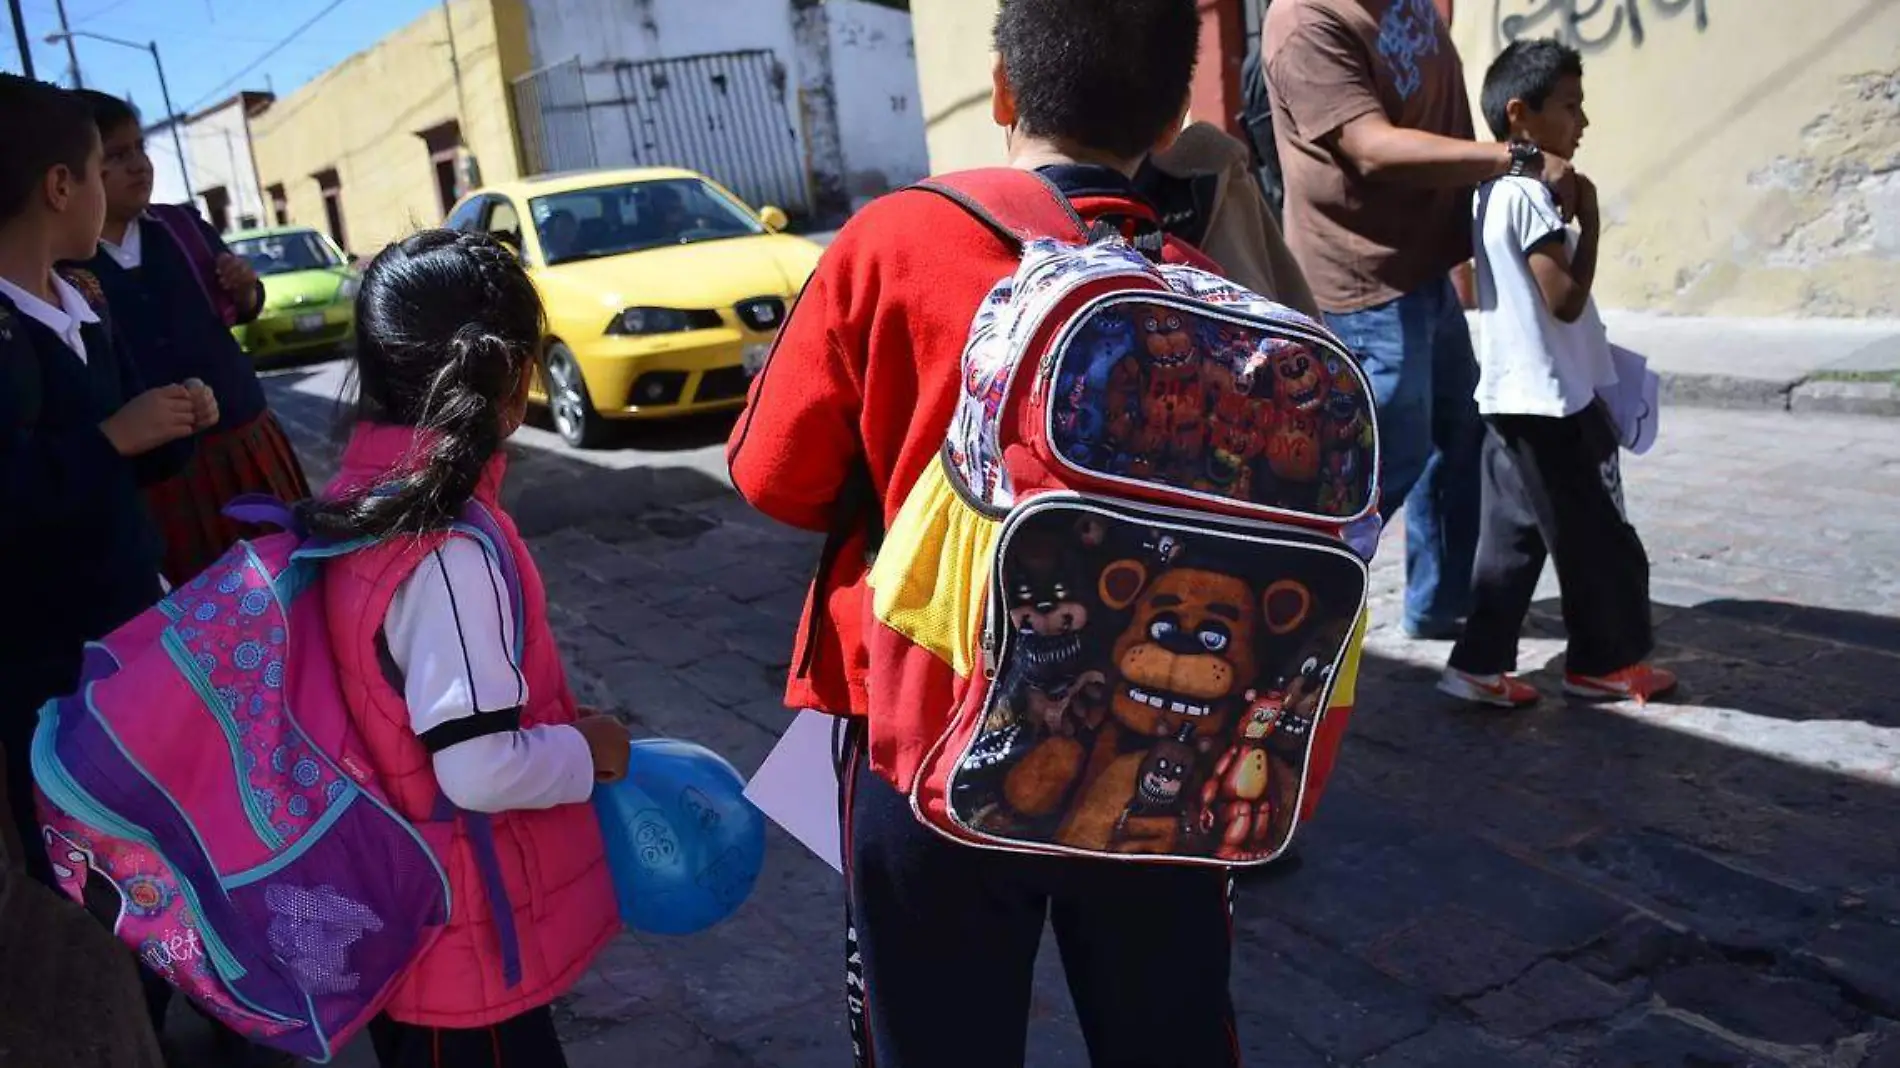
[1494,0,1710,54]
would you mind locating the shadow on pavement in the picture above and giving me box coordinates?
[236,371,1900,1066]
[523,408,741,455]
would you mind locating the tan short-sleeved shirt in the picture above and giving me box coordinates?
[1264,0,1476,313]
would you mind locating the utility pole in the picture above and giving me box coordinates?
[51,0,78,86]
[7,0,34,79]
[49,30,191,199]
[148,39,191,199]
[440,0,473,197]
[441,0,467,124]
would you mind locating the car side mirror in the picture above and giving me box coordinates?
[758,206,789,233]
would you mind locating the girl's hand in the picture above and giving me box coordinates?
[574,714,632,783]
[183,377,218,431]
[215,253,259,301]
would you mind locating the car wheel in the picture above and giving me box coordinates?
[542,343,605,449]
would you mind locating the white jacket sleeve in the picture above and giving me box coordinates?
[384,537,594,813]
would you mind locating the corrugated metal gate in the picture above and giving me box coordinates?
[513,57,598,175]
[512,50,811,215]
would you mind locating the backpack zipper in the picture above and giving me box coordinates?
[162,628,287,852]
[974,490,1369,707]
[1035,289,1356,383]
[1030,290,1380,528]
[32,701,260,990]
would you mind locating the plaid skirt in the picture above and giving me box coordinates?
[144,411,312,587]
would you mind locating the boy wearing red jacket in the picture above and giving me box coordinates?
[728,2,1241,1065]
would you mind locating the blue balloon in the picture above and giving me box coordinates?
[592,738,766,936]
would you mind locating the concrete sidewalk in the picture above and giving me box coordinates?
[1597,311,1900,418]
[811,226,1900,416]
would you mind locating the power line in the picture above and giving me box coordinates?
[185,0,349,111]
[69,0,133,27]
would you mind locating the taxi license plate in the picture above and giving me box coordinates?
[294,313,327,332]
[742,342,770,377]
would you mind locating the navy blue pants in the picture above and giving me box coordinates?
[845,749,1239,1068]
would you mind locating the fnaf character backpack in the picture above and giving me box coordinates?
[30,498,529,1063]
[869,169,1380,867]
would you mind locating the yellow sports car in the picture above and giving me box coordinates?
[446,168,824,447]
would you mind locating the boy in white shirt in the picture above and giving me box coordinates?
[1437,39,1677,708]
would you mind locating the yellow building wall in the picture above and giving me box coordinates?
[916,0,1900,318]
[912,0,1005,173]
[1455,1,1899,317]
[251,0,531,257]
[912,0,1242,172]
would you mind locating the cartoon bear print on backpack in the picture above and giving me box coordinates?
[1108,724,1204,854]
[1127,306,1208,478]
[1022,560,1276,854]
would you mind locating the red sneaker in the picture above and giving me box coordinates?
[1564,663,1680,704]
[1437,668,1541,709]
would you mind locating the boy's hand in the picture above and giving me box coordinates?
[183,377,218,431]
[101,385,197,456]
[574,714,633,784]
[1540,152,1578,220]
[1574,174,1600,224]
[214,253,259,301]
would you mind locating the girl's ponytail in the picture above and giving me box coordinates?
[300,230,544,540]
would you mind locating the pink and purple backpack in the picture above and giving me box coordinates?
[31,497,526,1063]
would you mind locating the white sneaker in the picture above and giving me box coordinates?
[1437,668,1541,709]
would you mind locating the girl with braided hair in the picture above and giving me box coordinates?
[299,229,630,1067]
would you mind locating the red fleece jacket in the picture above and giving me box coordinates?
[726,178,1220,747]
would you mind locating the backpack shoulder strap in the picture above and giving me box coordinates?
[909,168,1090,250]
[143,205,225,314]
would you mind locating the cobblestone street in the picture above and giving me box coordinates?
[199,363,1900,1067]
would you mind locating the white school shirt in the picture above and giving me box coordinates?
[1471,176,1618,418]
[0,273,98,363]
[99,219,144,270]
[384,537,596,813]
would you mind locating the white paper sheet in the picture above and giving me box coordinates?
[1600,344,1662,455]
[744,709,846,874]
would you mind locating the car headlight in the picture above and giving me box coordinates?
[606,307,694,336]
[337,277,360,302]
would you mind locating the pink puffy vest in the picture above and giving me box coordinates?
[321,422,618,1027]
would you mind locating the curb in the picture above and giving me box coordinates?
[1660,372,1900,418]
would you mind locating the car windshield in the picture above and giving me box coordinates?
[229,232,340,276]
[529,178,764,266]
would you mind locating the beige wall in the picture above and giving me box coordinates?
[1461,1,1899,317]
[917,0,1900,318]
[912,0,1243,174]
[251,0,530,256]
[912,0,1005,173]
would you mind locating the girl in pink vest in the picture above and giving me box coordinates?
[298,229,629,1067]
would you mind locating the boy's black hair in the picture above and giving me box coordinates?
[75,90,142,138]
[0,75,98,225]
[299,230,546,540]
[994,0,1201,160]
[1480,38,1584,140]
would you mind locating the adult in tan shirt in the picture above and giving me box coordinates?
[1264,0,1573,638]
[1141,121,1321,318]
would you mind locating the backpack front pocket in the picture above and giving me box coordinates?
[942,494,1368,865]
[1042,294,1379,525]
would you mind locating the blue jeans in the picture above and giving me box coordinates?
[1326,278,1483,632]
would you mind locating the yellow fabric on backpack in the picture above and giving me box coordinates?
[1327,607,1369,710]
[868,458,1001,678]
